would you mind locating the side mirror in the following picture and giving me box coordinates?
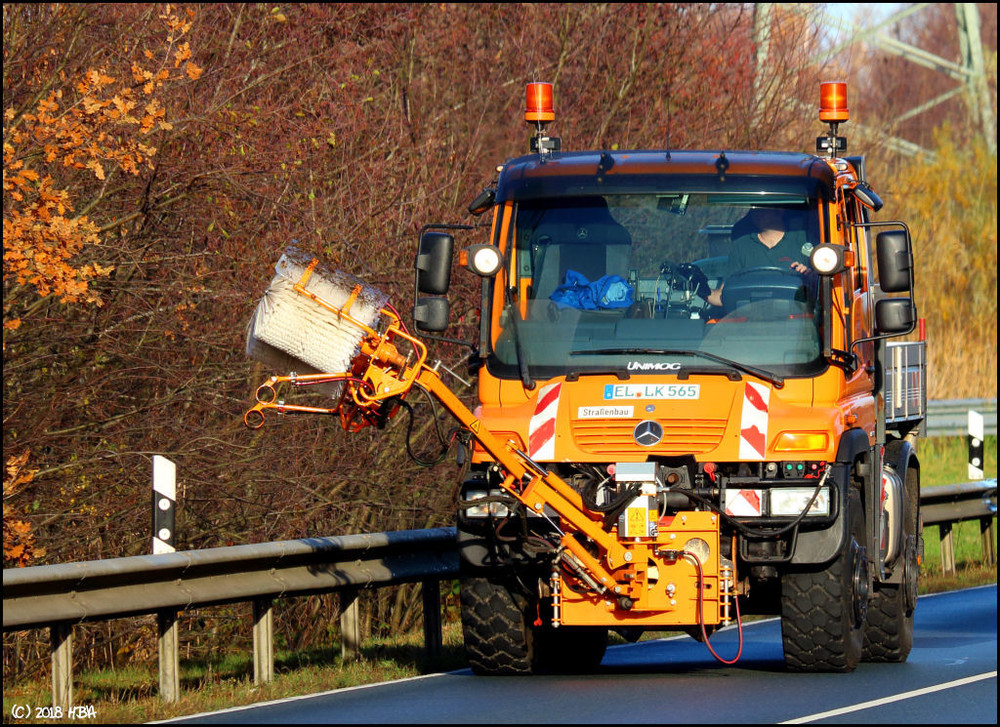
[467,187,496,216]
[875,298,916,334]
[875,230,913,293]
[852,182,883,212]
[416,232,454,295]
[413,297,450,332]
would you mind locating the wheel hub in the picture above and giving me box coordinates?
[903,534,919,613]
[850,539,869,627]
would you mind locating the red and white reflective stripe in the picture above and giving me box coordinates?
[739,381,770,460]
[528,382,561,460]
[725,489,763,517]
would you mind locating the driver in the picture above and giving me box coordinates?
[705,207,811,307]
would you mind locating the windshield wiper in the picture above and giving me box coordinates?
[569,347,785,388]
[503,286,534,390]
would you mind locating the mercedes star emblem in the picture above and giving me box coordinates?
[633,420,663,447]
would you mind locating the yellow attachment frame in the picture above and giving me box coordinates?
[243,257,726,620]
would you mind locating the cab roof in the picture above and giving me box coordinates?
[496,150,838,203]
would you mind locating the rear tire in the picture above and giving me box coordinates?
[781,489,868,672]
[862,568,914,662]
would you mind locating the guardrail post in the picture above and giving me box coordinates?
[340,589,361,662]
[51,622,73,710]
[252,598,274,684]
[422,579,442,662]
[939,523,956,576]
[981,517,996,567]
[158,609,180,702]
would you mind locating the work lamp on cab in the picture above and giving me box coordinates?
[810,244,853,276]
[461,244,503,277]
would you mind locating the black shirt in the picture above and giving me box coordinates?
[727,229,811,277]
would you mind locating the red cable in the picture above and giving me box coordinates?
[690,553,743,665]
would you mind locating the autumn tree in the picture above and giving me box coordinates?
[3,451,41,567]
[3,4,201,315]
[3,4,204,566]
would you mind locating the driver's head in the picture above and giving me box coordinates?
[749,207,785,232]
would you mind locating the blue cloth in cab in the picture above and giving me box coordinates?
[550,269,634,310]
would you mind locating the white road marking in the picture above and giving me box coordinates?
[153,671,452,723]
[780,671,998,724]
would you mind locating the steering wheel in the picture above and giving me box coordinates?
[675,263,712,299]
[650,261,712,317]
[720,266,813,314]
[659,261,709,292]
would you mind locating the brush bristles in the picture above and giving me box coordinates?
[246,246,389,384]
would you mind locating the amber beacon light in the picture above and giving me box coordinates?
[525,82,555,124]
[819,82,849,123]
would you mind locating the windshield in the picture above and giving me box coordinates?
[489,193,826,380]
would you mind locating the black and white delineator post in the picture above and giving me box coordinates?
[152,455,177,554]
[968,410,985,481]
[152,454,181,700]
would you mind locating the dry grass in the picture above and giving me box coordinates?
[878,131,997,400]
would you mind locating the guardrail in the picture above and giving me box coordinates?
[926,398,997,437]
[5,478,997,711]
[921,479,997,576]
[3,528,458,709]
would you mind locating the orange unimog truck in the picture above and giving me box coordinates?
[413,81,925,674]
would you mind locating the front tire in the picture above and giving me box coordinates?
[460,575,608,675]
[460,575,534,675]
[781,489,868,672]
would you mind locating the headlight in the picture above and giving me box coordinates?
[770,487,830,516]
[464,489,490,518]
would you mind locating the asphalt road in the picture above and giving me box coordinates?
[170,584,997,725]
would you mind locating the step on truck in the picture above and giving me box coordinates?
[245,81,926,674]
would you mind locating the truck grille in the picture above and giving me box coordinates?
[571,418,727,456]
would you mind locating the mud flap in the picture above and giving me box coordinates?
[790,461,850,565]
